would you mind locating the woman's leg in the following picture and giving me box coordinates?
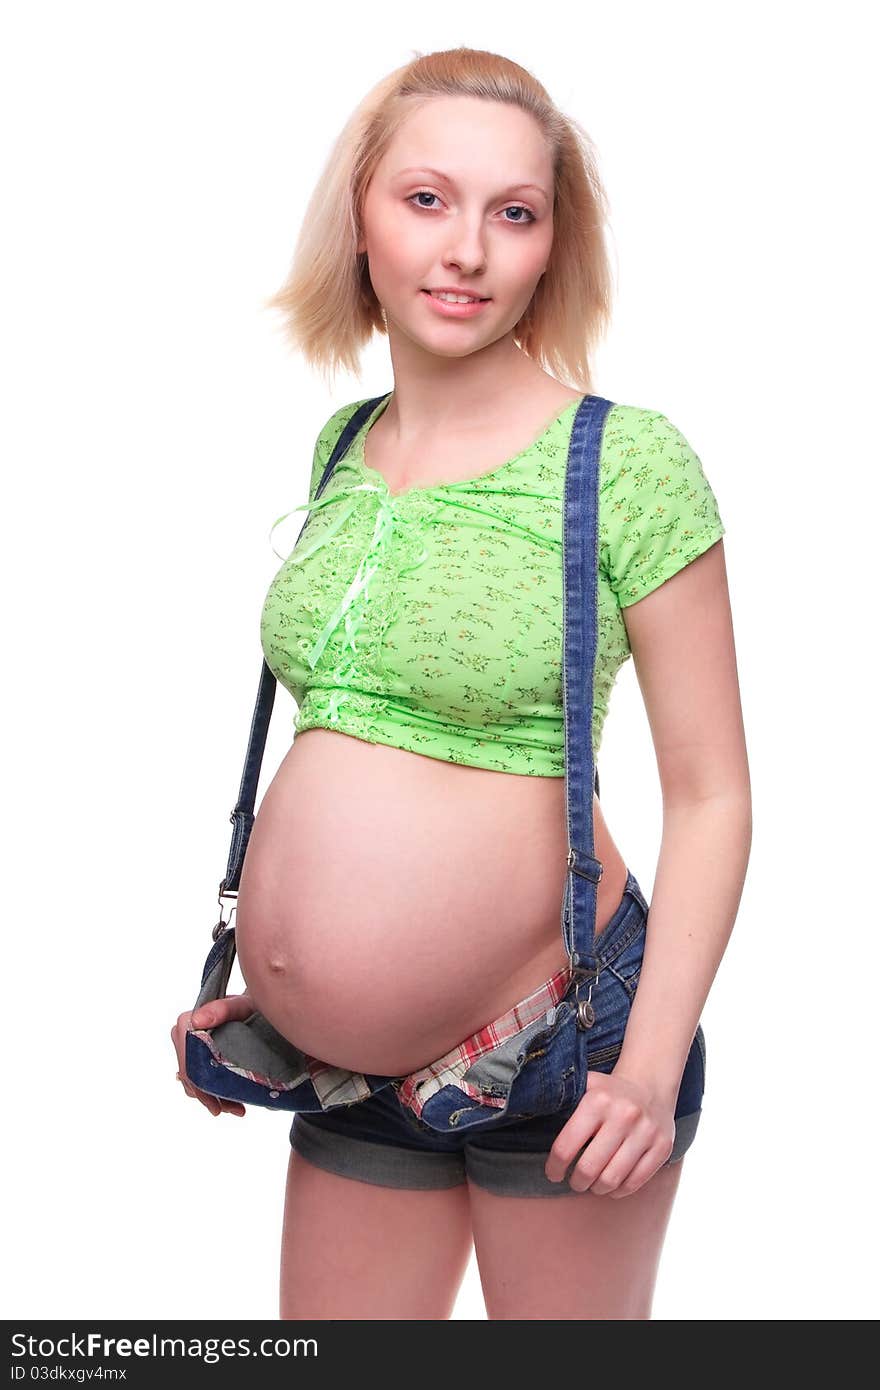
[467,1158,684,1320]
[280,1148,474,1319]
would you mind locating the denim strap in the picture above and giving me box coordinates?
[560,395,616,991]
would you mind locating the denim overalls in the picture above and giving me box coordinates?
[186,394,706,1134]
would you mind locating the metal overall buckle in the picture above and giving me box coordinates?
[566,848,603,1029]
[212,883,238,942]
[568,954,600,1030]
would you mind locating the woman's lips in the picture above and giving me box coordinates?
[420,289,492,318]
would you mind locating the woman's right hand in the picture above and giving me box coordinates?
[171,994,257,1118]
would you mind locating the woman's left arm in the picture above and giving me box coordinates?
[613,536,752,1105]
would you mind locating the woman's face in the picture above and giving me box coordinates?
[357,96,555,358]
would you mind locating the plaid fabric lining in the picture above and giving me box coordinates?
[393,964,572,1118]
[192,964,572,1113]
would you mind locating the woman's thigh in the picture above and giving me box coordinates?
[467,1157,684,1320]
[280,1148,474,1320]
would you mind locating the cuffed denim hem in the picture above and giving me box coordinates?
[292,1104,702,1197]
[665,1108,701,1165]
[292,1113,467,1190]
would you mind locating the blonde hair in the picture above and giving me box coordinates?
[263,46,614,392]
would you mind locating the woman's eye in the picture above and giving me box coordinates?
[406,192,535,223]
[502,205,536,224]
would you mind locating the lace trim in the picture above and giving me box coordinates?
[267,476,559,697]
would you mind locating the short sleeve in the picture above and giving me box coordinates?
[307,399,372,501]
[599,406,726,607]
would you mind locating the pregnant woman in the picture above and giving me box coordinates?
[171,46,751,1321]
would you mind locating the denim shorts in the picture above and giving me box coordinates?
[290,869,706,1197]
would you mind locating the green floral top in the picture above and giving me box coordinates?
[260,394,725,776]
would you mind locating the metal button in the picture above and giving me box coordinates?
[576,1000,596,1030]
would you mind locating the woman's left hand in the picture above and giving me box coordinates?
[544,1067,676,1197]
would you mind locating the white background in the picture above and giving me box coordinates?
[3,0,877,1321]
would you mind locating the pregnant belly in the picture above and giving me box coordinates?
[234,728,629,1076]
